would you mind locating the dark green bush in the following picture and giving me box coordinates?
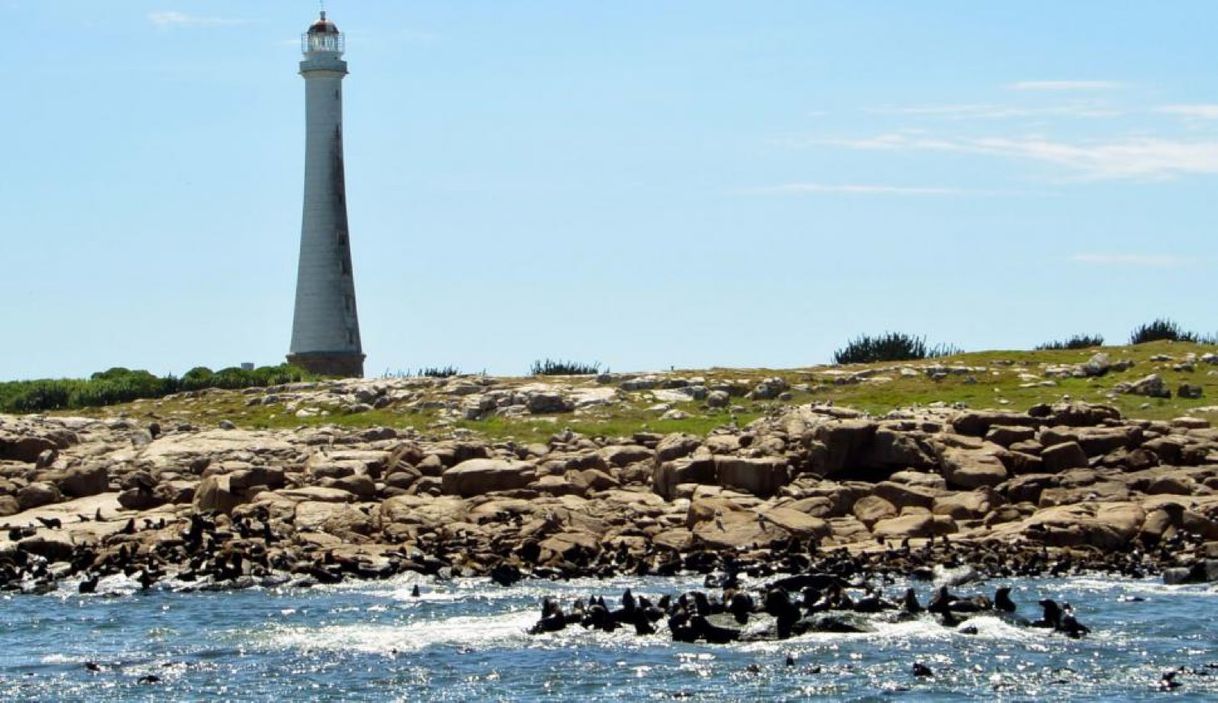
[180,366,216,391]
[418,366,460,378]
[530,359,603,376]
[1130,319,1198,345]
[1035,334,1104,351]
[0,364,312,413]
[833,332,959,365]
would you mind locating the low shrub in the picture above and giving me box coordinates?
[1036,334,1104,351]
[0,364,311,413]
[833,332,959,365]
[530,359,603,376]
[1130,319,1198,345]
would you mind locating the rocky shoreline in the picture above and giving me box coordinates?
[4,392,1218,594]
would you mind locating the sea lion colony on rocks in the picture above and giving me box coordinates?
[4,397,1218,595]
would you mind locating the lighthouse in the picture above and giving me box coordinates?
[287,11,365,378]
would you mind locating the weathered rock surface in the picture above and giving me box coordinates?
[3,397,1218,592]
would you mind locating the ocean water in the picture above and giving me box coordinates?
[1,573,1216,702]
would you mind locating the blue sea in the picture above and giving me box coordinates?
[2,573,1216,702]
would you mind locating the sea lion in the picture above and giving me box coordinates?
[1033,599,1063,629]
[78,573,100,594]
[1058,604,1090,638]
[994,586,1016,613]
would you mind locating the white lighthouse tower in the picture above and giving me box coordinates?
[287,10,364,377]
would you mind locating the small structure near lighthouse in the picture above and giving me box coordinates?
[287,11,364,378]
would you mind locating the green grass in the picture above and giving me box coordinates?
[36,340,1218,441]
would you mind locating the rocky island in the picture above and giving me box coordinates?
[4,342,1218,597]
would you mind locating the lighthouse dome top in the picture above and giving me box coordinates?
[308,11,340,35]
[302,11,344,55]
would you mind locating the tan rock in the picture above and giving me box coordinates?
[441,459,535,497]
[939,445,1009,489]
[872,481,938,510]
[762,507,830,539]
[852,495,897,527]
[193,475,242,514]
[294,501,373,538]
[872,514,936,540]
[691,509,787,549]
[713,456,789,497]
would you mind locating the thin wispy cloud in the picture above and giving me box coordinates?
[1071,253,1197,268]
[1156,104,1218,120]
[746,183,1013,197]
[148,11,246,28]
[808,133,1218,181]
[1008,80,1123,92]
[868,102,1121,120]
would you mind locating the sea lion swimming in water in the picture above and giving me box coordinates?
[78,572,100,594]
[1058,603,1090,638]
[1033,599,1063,629]
[994,586,1016,613]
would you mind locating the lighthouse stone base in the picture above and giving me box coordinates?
[287,351,365,378]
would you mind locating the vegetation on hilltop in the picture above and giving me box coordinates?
[1129,318,1210,345]
[30,340,1217,447]
[531,359,603,376]
[833,332,961,365]
[0,364,311,413]
[1036,334,1104,351]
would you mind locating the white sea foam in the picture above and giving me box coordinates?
[258,609,539,654]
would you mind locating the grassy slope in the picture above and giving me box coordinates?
[53,341,1217,443]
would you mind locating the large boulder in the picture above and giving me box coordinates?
[653,455,717,500]
[598,444,653,467]
[527,392,573,414]
[17,482,60,510]
[381,494,468,526]
[872,514,955,540]
[0,436,58,464]
[655,433,702,462]
[118,487,164,511]
[689,500,788,549]
[713,456,789,497]
[0,495,19,517]
[323,473,377,499]
[193,475,243,514]
[932,488,1001,520]
[812,420,878,475]
[538,531,601,561]
[985,426,1036,447]
[228,467,286,491]
[872,481,938,510]
[938,445,1009,489]
[852,495,897,527]
[1040,442,1089,473]
[761,507,830,539]
[859,428,935,470]
[441,459,535,497]
[18,535,74,562]
[1022,502,1145,550]
[59,464,110,498]
[951,411,1037,437]
[1117,374,1170,398]
[294,501,373,538]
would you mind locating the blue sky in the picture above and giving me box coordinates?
[3,1,1217,380]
